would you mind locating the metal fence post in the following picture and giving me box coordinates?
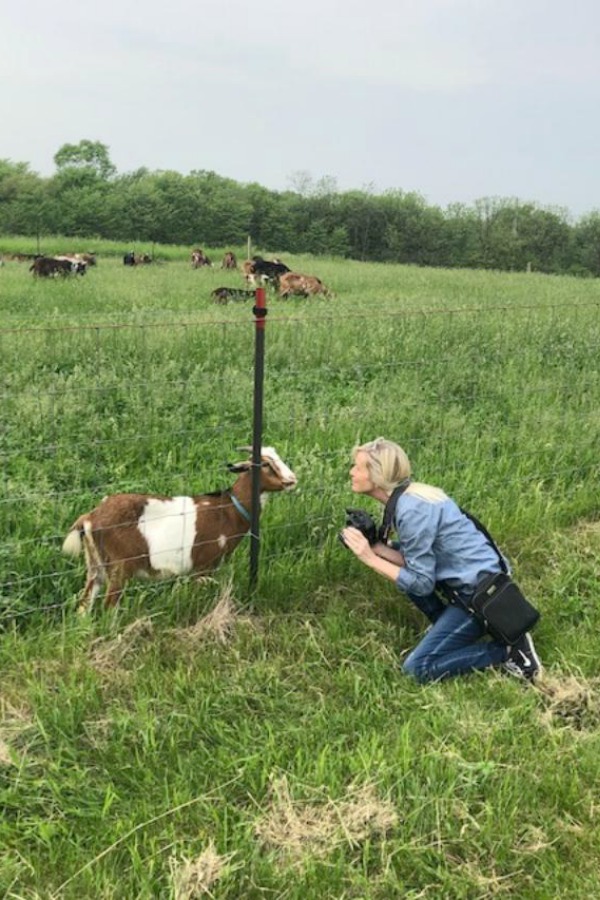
[250,286,267,590]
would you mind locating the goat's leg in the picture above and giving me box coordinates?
[77,538,106,614]
[77,571,105,615]
[103,566,126,609]
[104,585,124,609]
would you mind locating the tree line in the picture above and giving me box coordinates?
[1,140,600,276]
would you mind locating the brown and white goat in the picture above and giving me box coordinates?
[62,447,297,613]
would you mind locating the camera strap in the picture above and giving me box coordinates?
[459,508,508,575]
[379,479,411,543]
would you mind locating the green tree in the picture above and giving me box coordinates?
[443,204,480,268]
[326,225,350,257]
[53,140,116,181]
[572,213,600,276]
[244,183,294,251]
[0,159,48,235]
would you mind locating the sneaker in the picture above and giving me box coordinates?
[503,633,542,682]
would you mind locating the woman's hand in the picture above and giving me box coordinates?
[341,526,377,563]
[342,529,404,584]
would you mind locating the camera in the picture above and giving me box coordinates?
[338,508,378,548]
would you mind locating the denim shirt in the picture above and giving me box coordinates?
[393,493,506,598]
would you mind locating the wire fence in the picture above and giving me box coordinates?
[1,298,600,625]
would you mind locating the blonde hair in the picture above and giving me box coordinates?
[354,437,447,503]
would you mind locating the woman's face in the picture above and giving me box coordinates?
[350,451,376,494]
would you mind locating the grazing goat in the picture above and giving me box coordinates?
[211,286,256,304]
[123,253,152,266]
[54,256,88,275]
[62,448,297,613]
[278,272,331,299]
[30,256,86,277]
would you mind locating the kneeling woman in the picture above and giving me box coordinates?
[341,438,541,684]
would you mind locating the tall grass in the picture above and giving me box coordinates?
[1,245,600,897]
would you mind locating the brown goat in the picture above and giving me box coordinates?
[62,448,297,613]
[221,251,237,269]
[278,272,331,299]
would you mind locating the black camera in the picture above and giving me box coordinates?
[338,508,378,548]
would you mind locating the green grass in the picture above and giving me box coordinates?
[1,240,600,897]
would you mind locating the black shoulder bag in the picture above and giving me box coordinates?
[462,510,540,646]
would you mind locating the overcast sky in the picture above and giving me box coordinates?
[2,0,599,218]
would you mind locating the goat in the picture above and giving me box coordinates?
[191,249,212,268]
[221,251,237,269]
[278,272,331,299]
[54,256,88,276]
[242,256,290,287]
[30,256,82,277]
[62,447,297,613]
[211,286,256,304]
[242,259,256,284]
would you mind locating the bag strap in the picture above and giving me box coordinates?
[379,478,411,543]
[380,483,509,576]
[460,508,508,574]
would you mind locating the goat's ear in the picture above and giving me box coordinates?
[226,461,251,473]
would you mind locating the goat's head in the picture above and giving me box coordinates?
[227,446,297,492]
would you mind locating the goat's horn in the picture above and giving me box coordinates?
[236,445,254,453]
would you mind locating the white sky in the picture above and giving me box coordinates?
[2,0,599,218]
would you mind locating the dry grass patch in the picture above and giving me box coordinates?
[82,716,116,750]
[537,673,600,731]
[0,697,35,765]
[255,775,397,868]
[0,737,13,766]
[169,842,235,898]
[88,616,155,677]
[572,519,600,538]
[513,824,556,854]
[171,581,253,647]
[446,856,528,896]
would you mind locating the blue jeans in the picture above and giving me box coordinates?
[402,592,508,683]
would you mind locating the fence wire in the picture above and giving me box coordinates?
[1,301,599,624]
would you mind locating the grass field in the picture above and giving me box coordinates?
[1,239,600,898]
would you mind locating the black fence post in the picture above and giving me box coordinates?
[250,286,267,590]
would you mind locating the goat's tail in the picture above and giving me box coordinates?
[62,529,82,557]
[62,517,88,556]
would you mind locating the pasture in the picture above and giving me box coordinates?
[1,241,600,898]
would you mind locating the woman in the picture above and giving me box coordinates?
[341,438,541,683]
